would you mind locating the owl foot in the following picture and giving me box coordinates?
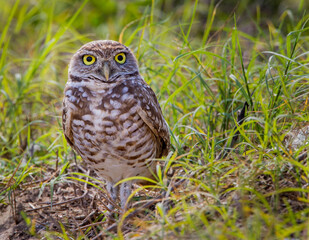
[106,181,119,213]
[120,181,133,211]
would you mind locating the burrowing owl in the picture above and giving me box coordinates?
[62,40,170,210]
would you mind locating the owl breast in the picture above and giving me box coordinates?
[63,78,159,183]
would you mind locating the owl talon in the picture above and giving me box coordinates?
[120,181,133,211]
[106,181,119,210]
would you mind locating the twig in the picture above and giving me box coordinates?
[78,210,98,227]
[25,191,88,212]
[20,170,59,188]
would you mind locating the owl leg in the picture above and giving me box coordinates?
[106,181,119,211]
[119,181,133,210]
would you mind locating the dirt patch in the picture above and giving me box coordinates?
[0,161,160,239]
[0,203,37,240]
[1,165,111,239]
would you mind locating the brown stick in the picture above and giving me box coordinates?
[25,191,88,212]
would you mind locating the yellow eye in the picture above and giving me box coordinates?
[83,55,96,65]
[115,53,126,64]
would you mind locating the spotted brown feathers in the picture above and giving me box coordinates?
[62,40,170,209]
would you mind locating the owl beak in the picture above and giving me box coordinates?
[103,63,110,81]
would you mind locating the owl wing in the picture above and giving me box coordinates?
[136,84,170,157]
[62,99,75,148]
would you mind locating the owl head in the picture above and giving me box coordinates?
[68,40,139,83]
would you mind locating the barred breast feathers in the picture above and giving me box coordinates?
[63,73,170,159]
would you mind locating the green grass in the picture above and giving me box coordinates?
[1,0,309,239]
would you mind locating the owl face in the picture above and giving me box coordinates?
[68,40,139,83]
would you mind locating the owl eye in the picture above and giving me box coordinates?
[115,53,126,64]
[83,55,96,65]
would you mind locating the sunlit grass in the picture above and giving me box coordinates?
[0,0,309,239]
